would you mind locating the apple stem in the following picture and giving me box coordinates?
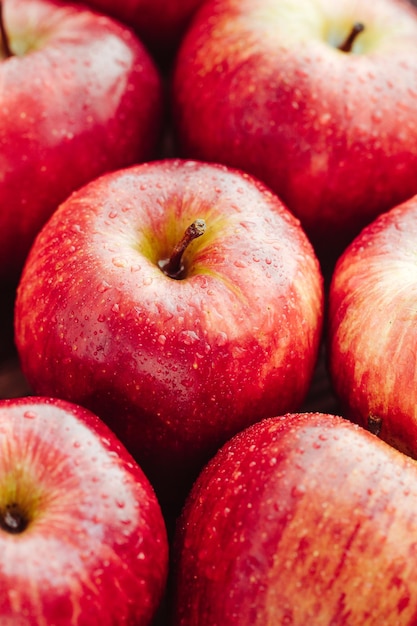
[0,1,12,58]
[0,502,28,534]
[158,219,206,279]
[367,414,383,437]
[339,23,365,53]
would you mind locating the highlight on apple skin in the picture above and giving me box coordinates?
[328,193,417,460]
[172,0,417,264]
[14,158,324,510]
[172,411,417,626]
[0,395,168,626]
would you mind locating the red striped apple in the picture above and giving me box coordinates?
[172,412,417,625]
[0,0,162,282]
[328,194,417,459]
[14,159,324,511]
[0,396,168,625]
[172,0,417,264]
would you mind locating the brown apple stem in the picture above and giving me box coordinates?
[367,414,383,437]
[0,1,12,58]
[159,219,206,279]
[339,23,365,53]
[0,502,28,534]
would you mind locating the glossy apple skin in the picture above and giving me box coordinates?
[172,0,417,263]
[0,0,162,282]
[14,159,324,509]
[328,195,417,459]
[0,396,168,625]
[72,0,205,61]
[172,411,417,625]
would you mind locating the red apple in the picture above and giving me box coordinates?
[328,194,417,459]
[71,0,205,61]
[172,411,417,625]
[171,0,417,264]
[14,158,324,510]
[0,0,162,282]
[0,395,168,625]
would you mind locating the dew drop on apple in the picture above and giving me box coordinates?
[290,484,306,498]
[215,331,228,347]
[97,281,111,293]
[179,330,200,345]
[23,411,37,420]
[112,257,127,268]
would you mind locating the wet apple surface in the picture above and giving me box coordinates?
[172,0,417,264]
[0,397,168,625]
[2,2,416,624]
[172,412,417,625]
[0,0,163,281]
[328,194,417,460]
[14,159,324,513]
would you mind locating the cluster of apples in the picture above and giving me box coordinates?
[1,0,417,623]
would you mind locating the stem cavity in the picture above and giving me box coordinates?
[159,219,206,279]
[0,502,29,534]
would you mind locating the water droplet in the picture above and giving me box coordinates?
[291,485,306,498]
[97,281,111,293]
[179,330,200,345]
[23,411,37,419]
[112,257,127,268]
[216,332,228,347]
[158,334,167,345]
